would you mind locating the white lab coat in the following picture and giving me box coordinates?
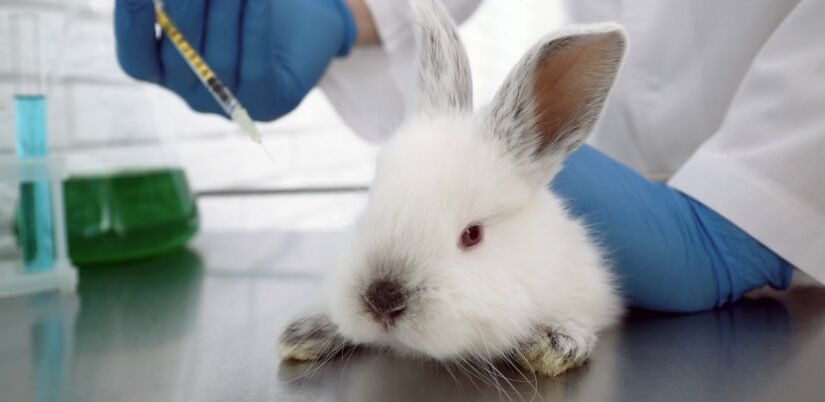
[319,0,825,283]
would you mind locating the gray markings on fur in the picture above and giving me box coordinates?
[366,241,422,283]
[413,0,473,114]
[279,313,353,359]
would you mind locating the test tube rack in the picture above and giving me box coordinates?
[0,155,77,298]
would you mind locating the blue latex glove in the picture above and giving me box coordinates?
[551,145,794,313]
[115,0,356,121]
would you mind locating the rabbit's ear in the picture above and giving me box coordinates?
[484,25,626,184]
[412,0,473,115]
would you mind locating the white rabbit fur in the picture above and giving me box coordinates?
[279,0,627,377]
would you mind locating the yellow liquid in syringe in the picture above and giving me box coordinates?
[154,0,277,165]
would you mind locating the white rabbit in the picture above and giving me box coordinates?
[279,0,627,377]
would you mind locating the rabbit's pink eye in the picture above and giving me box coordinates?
[459,224,483,249]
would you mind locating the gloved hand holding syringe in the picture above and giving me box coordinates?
[115,0,356,137]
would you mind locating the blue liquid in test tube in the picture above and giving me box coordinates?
[15,95,55,271]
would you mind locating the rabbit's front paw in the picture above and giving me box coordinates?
[515,325,596,377]
[278,312,353,362]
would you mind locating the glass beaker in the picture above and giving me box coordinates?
[48,4,200,266]
[63,167,198,265]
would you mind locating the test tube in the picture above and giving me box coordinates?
[11,13,56,272]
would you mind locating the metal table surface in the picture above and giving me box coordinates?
[2,230,824,402]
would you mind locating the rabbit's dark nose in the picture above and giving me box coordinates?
[363,279,407,329]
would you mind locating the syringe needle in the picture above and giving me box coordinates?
[260,145,278,166]
[229,106,278,165]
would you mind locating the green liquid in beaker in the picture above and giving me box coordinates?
[63,168,199,266]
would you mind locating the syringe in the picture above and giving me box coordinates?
[153,0,275,162]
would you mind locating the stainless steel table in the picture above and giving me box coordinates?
[2,231,824,402]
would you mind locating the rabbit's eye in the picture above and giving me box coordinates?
[459,224,483,249]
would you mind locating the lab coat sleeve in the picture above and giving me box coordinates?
[668,0,825,282]
[317,0,482,143]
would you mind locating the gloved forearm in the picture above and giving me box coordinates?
[551,145,793,313]
[114,0,356,121]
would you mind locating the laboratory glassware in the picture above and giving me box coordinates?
[0,13,77,297]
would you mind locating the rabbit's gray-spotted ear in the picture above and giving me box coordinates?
[413,0,473,115]
[484,25,626,183]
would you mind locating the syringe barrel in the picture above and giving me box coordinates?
[154,4,238,116]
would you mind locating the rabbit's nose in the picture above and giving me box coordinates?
[363,279,407,329]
